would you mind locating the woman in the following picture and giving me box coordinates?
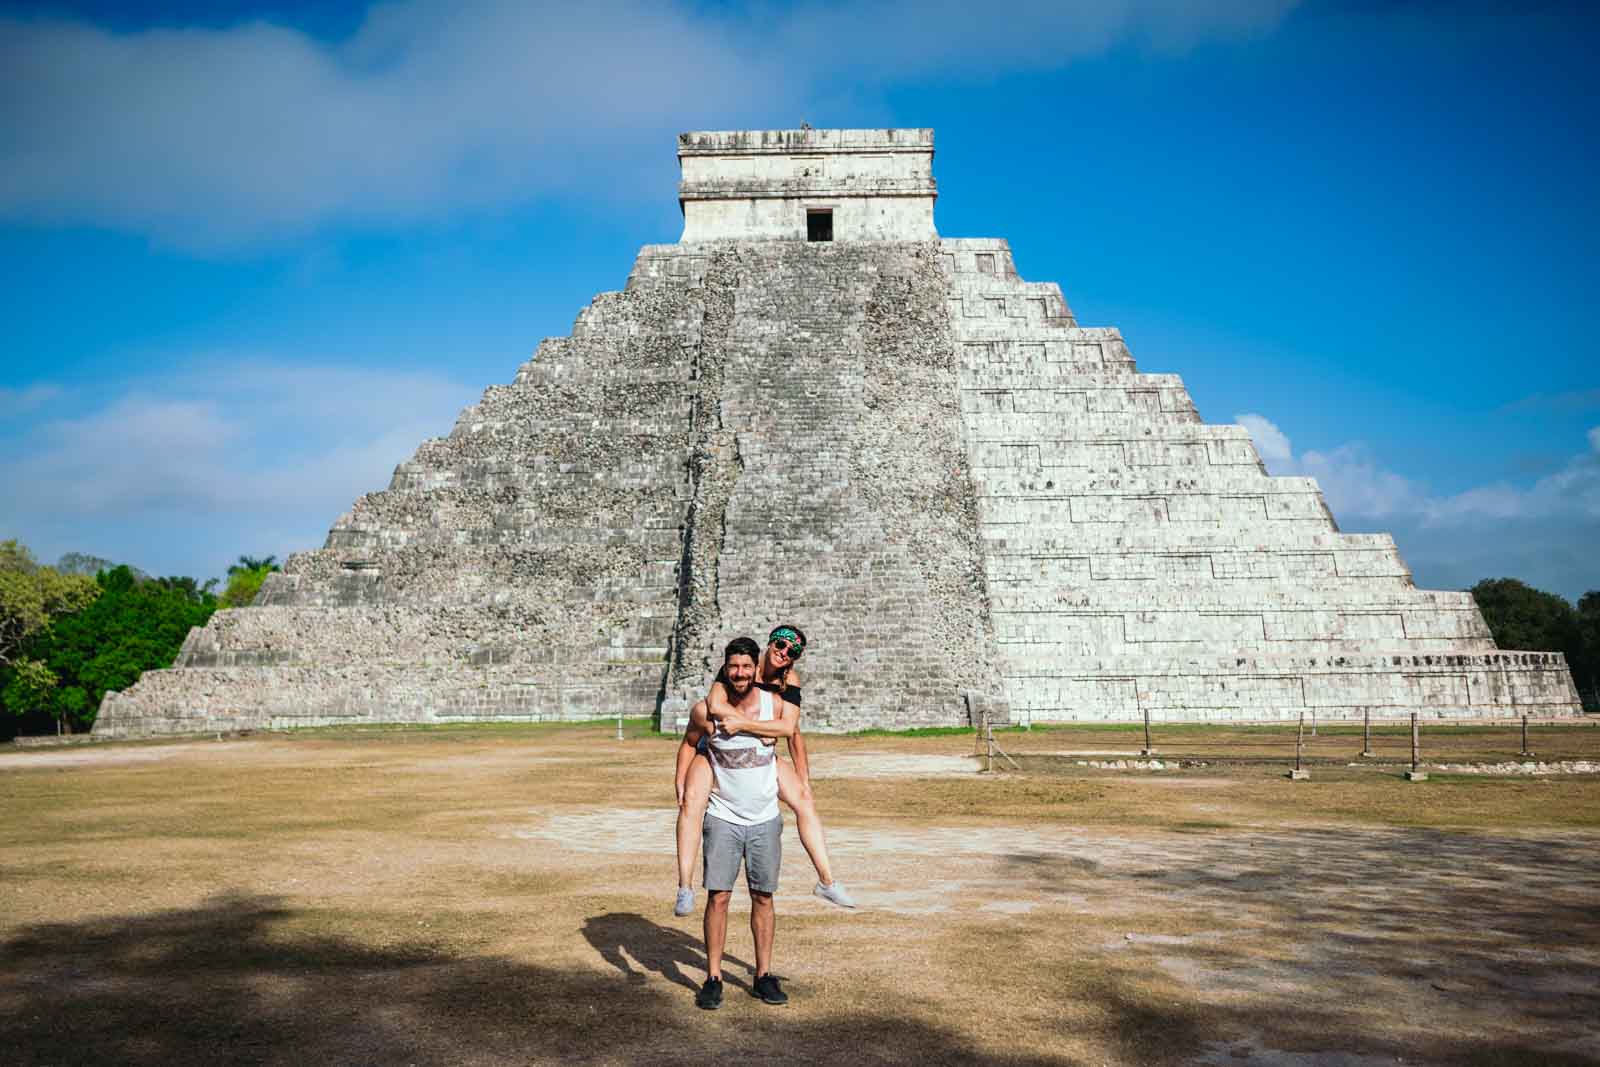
[673,624,855,915]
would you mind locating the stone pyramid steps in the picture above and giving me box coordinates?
[988,583,1480,611]
[974,471,1307,495]
[95,660,668,738]
[98,243,708,737]
[173,602,673,669]
[943,235,1577,719]
[1008,650,1565,722]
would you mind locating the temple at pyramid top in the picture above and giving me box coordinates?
[677,128,938,242]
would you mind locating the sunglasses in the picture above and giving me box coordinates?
[770,638,804,659]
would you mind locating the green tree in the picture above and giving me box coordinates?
[1577,591,1600,711]
[0,540,100,669]
[12,566,217,734]
[220,554,280,609]
[220,566,274,609]
[1470,577,1589,703]
[1471,578,1580,652]
[55,552,114,577]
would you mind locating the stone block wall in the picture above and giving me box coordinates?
[658,241,1004,730]
[678,128,937,242]
[95,246,709,738]
[943,238,1582,720]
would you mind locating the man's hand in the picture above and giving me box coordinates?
[720,714,749,736]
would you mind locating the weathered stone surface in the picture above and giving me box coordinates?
[95,129,1583,738]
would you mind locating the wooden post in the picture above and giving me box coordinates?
[1289,712,1310,779]
[1519,714,1534,758]
[1140,707,1155,756]
[1310,710,1317,738]
[986,720,995,774]
[1360,707,1374,758]
[1405,712,1427,781]
[616,713,624,742]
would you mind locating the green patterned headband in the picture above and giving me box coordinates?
[769,626,805,652]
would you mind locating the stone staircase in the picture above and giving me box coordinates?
[943,238,1579,721]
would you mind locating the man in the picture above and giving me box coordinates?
[693,636,800,1010]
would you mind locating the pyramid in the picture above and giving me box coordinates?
[96,129,1581,738]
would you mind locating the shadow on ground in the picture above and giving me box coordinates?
[999,826,1600,1065]
[582,910,755,992]
[0,894,1075,1066]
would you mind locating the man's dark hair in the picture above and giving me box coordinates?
[723,636,761,664]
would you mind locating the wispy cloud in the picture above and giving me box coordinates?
[1237,412,1600,598]
[0,383,64,418]
[0,0,1300,247]
[1238,411,1600,524]
[1500,388,1600,414]
[0,358,478,578]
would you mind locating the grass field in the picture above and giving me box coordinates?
[3,722,1598,1065]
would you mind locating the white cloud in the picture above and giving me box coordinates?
[0,358,478,579]
[1234,412,1291,466]
[1238,411,1600,524]
[0,0,1300,246]
[1237,412,1600,599]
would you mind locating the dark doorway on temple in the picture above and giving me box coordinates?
[807,209,833,242]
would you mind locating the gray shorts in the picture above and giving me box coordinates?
[702,813,782,894]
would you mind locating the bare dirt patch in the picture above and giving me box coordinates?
[3,723,1599,1065]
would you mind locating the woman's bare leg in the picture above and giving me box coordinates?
[776,759,835,886]
[677,750,714,889]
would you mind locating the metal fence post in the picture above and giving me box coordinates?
[1519,714,1534,758]
[1405,712,1428,781]
[1360,707,1374,759]
[1140,707,1155,757]
[1290,712,1310,779]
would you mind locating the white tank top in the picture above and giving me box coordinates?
[705,689,780,827]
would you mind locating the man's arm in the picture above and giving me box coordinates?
[722,699,798,740]
[704,678,733,721]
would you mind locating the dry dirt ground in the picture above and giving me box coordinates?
[2,722,1598,1066]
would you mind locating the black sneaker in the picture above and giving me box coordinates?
[695,976,723,1010]
[751,973,788,1005]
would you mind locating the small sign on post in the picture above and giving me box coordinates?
[1404,712,1428,781]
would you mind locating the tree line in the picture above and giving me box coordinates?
[1469,578,1600,710]
[0,541,278,738]
[2,538,1596,738]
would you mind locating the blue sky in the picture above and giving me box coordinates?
[2,0,1597,599]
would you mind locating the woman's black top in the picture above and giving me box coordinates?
[755,680,802,706]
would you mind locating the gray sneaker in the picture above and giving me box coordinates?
[674,887,695,917]
[813,880,857,909]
